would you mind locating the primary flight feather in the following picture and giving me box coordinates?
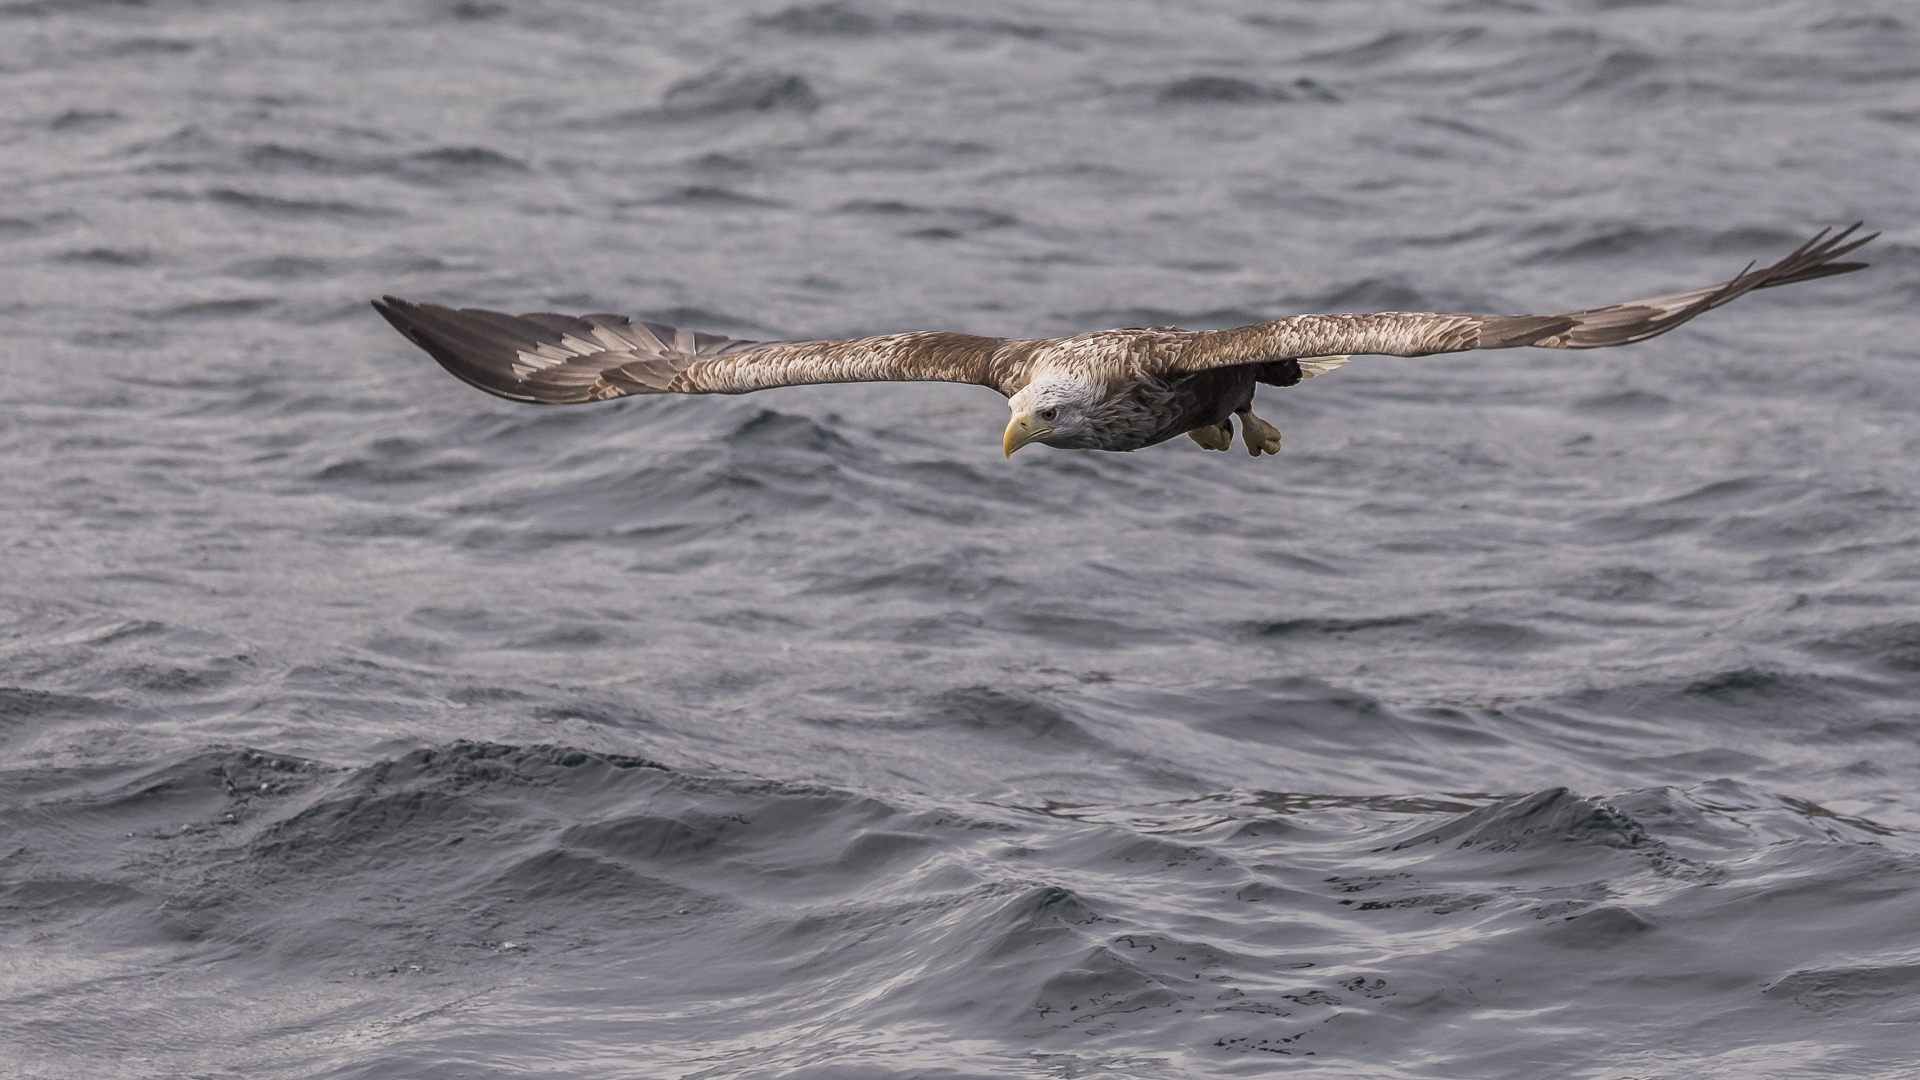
[373,224,1874,458]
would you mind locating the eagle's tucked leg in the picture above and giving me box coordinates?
[1236,406,1282,456]
[1187,418,1233,451]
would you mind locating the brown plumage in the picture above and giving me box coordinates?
[373,223,1874,457]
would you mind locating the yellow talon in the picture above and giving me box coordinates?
[1241,413,1282,456]
[1187,423,1233,451]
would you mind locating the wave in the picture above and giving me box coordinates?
[751,3,1052,42]
[6,734,1916,1072]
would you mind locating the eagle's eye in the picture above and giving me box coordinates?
[1040,408,1058,421]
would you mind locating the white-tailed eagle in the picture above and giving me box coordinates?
[374,224,1873,457]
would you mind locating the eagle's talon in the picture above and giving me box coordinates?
[1187,422,1233,451]
[1240,413,1282,456]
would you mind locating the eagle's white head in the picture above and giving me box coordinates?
[1004,377,1103,455]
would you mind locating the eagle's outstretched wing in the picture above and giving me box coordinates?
[372,297,1015,403]
[1164,223,1876,375]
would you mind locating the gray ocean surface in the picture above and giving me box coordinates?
[4,1,1919,1077]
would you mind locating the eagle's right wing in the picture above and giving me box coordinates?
[373,297,1017,403]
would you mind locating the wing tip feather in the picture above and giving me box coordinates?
[371,295,548,403]
[1540,222,1877,350]
[372,296,774,404]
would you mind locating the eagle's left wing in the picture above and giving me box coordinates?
[1158,223,1875,376]
[372,297,1016,403]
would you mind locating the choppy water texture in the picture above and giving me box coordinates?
[3,0,1919,1076]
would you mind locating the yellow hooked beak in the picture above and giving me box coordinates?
[1003,411,1053,457]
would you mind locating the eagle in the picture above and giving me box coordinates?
[373,224,1873,458]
